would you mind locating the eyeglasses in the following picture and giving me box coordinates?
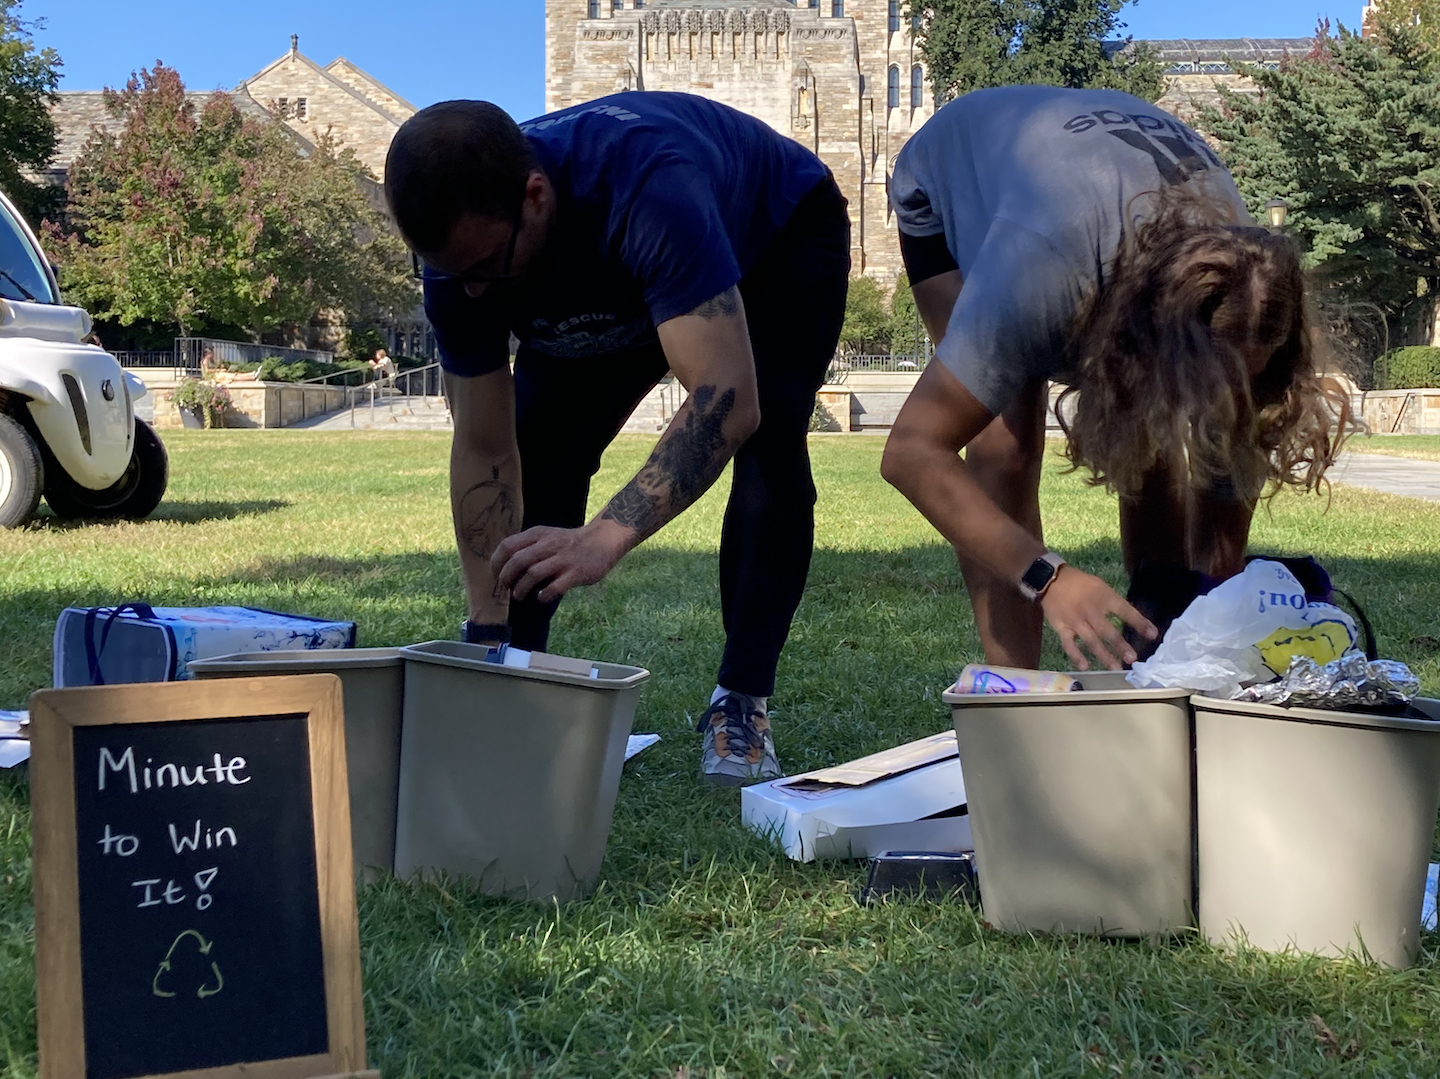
[412,209,522,285]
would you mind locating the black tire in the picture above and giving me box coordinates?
[44,418,168,521]
[0,413,43,528]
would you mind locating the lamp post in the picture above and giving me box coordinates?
[1265,198,1290,232]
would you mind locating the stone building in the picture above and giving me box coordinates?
[46,37,413,190]
[548,0,1312,284]
[547,0,935,285]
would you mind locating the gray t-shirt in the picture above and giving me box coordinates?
[890,85,1251,415]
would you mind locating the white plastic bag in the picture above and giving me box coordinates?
[1127,560,1357,696]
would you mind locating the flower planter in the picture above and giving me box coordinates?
[179,406,205,429]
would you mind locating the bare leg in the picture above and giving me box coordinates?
[957,379,1047,667]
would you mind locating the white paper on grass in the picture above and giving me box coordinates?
[625,734,660,762]
[0,710,25,738]
[0,740,30,768]
[1425,863,1438,932]
[1127,559,1356,697]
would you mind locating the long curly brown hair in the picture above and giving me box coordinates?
[1058,189,1358,500]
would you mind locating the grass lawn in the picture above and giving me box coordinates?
[1345,435,1440,463]
[3,431,1440,1077]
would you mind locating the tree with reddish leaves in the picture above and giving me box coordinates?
[48,63,414,342]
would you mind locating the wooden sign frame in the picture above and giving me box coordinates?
[30,674,378,1079]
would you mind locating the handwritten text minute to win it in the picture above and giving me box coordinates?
[97,747,252,794]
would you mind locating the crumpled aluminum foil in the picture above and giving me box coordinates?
[1232,650,1421,711]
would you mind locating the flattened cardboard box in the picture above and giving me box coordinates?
[741,732,972,862]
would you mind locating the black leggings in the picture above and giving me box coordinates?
[508,178,852,697]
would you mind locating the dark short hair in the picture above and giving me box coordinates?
[384,100,538,252]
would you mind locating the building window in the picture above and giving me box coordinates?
[858,74,866,95]
[831,0,843,15]
[276,96,289,117]
[635,0,643,7]
[588,0,600,16]
[912,10,922,32]
[295,97,308,120]
[809,0,818,8]
[613,0,622,8]
[887,66,900,108]
[888,0,899,31]
[911,65,923,107]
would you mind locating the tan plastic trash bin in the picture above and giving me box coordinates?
[1195,695,1440,968]
[945,670,1194,937]
[189,648,404,880]
[395,641,649,902]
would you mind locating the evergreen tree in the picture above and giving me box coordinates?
[1199,22,1440,322]
[0,0,60,224]
[49,63,414,340]
[915,0,1161,105]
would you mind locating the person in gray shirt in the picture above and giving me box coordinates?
[881,85,1354,672]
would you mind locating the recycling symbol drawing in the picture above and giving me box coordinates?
[152,930,224,1000]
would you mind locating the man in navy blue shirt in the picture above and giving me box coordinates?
[385,92,850,785]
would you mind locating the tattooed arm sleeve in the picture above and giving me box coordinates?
[599,286,761,543]
[447,368,523,622]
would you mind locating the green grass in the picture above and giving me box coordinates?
[1345,435,1440,463]
[3,431,1440,1077]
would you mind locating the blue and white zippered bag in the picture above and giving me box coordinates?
[53,604,357,688]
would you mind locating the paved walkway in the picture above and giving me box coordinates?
[1332,453,1440,502]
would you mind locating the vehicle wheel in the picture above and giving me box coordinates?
[0,413,43,528]
[44,419,169,520]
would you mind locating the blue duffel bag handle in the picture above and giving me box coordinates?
[83,603,160,686]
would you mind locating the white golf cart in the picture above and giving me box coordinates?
[0,188,167,527]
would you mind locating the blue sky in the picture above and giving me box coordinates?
[35,0,1357,122]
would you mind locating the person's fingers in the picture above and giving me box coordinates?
[1053,622,1089,671]
[1077,618,1125,671]
[1109,594,1159,640]
[496,536,551,591]
[511,554,565,601]
[492,528,549,581]
[1096,616,1137,667]
[537,568,580,605]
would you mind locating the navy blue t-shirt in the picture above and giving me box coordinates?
[424,92,832,376]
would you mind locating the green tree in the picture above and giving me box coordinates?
[49,63,414,340]
[0,0,60,224]
[1198,22,1440,323]
[840,275,893,354]
[1381,1,1440,50]
[888,273,927,357]
[916,0,1161,104]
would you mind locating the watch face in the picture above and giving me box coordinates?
[1021,558,1057,593]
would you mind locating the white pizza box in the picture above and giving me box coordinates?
[741,731,971,862]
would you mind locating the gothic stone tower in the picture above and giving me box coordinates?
[545,0,934,283]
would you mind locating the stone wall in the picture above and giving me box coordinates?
[148,380,350,429]
[547,0,932,286]
[1359,390,1440,436]
[243,51,407,179]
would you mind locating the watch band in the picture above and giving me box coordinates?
[461,620,511,645]
[1018,552,1066,603]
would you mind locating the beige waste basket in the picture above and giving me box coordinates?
[945,670,1195,937]
[1195,695,1440,968]
[189,647,405,880]
[395,641,649,902]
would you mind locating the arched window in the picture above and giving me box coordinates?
[888,0,899,31]
[911,65,923,108]
[912,10,922,32]
[831,0,843,16]
[887,66,900,108]
[588,0,600,16]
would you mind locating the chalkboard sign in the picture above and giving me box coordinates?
[30,674,377,1079]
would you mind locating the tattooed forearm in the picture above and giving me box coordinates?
[602,383,737,537]
[458,476,519,561]
[685,287,741,321]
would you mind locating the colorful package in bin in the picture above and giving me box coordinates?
[950,665,1078,694]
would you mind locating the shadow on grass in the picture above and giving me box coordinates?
[29,499,290,530]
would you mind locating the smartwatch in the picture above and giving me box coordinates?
[461,620,512,645]
[1018,552,1066,603]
